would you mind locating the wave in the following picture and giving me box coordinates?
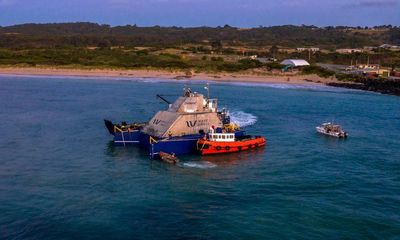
[230,111,257,127]
[225,81,360,93]
[182,161,217,169]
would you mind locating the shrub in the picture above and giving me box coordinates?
[135,50,148,56]
[159,53,181,59]
[266,62,284,70]
[302,65,335,78]
[238,59,263,69]
[211,56,224,62]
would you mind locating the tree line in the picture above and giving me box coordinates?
[0,22,399,49]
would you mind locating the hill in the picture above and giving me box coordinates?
[0,22,399,49]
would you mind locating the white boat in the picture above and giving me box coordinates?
[316,122,348,138]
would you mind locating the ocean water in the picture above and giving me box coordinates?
[1,76,400,239]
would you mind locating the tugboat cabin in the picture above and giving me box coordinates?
[208,133,235,142]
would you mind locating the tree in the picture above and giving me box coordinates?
[269,45,279,59]
[98,39,111,49]
[211,40,223,52]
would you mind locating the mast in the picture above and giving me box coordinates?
[204,83,210,99]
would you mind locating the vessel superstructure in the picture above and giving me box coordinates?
[105,86,243,158]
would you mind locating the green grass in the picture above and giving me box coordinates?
[301,65,335,78]
[0,48,270,73]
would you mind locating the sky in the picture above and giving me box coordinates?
[0,0,399,27]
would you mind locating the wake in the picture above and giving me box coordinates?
[182,161,217,169]
[230,111,257,127]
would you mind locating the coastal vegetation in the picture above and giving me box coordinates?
[0,48,266,72]
[301,66,335,78]
[1,23,400,70]
[1,22,400,96]
[1,23,399,49]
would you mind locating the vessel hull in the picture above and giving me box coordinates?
[197,136,266,155]
[139,132,203,158]
[113,130,141,146]
[316,127,347,138]
[139,130,246,158]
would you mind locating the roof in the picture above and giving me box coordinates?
[280,59,310,67]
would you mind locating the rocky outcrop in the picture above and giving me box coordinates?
[327,78,400,96]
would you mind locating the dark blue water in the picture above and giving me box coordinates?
[1,76,400,239]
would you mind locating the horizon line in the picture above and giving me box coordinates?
[1,21,399,29]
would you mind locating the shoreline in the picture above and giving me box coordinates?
[0,66,336,85]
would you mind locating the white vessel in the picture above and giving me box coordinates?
[316,122,348,138]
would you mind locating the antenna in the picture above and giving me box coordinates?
[204,83,210,99]
[156,94,171,104]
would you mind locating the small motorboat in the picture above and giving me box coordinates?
[316,122,348,138]
[159,152,179,164]
[197,132,266,155]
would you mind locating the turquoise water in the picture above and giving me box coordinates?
[1,76,400,239]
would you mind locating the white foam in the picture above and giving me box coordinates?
[183,161,217,169]
[230,111,257,127]
[223,81,356,92]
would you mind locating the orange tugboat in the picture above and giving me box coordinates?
[197,131,266,155]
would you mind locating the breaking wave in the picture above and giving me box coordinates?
[183,161,217,169]
[230,111,257,127]
[224,82,357,93]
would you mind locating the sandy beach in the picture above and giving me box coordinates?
[0,66,337,85]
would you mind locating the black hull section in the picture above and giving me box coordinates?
[104,119,115,135]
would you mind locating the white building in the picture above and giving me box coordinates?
[380,44,400,50]
[336,49,363,54]
[281,59,310,67]
[296,47,320,52]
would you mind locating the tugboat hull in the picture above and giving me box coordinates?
[197,136,266,155]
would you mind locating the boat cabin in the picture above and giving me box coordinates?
[322,123,342,132]
[208,133,235,142]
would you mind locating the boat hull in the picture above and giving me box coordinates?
[104,120,143,145]
[139,132,203,158]
[197,136,266,155]
[114,130,141,146]
[316,127,347,138]
[139,130,247,158]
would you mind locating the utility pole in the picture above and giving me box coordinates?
[378,47,381,77]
